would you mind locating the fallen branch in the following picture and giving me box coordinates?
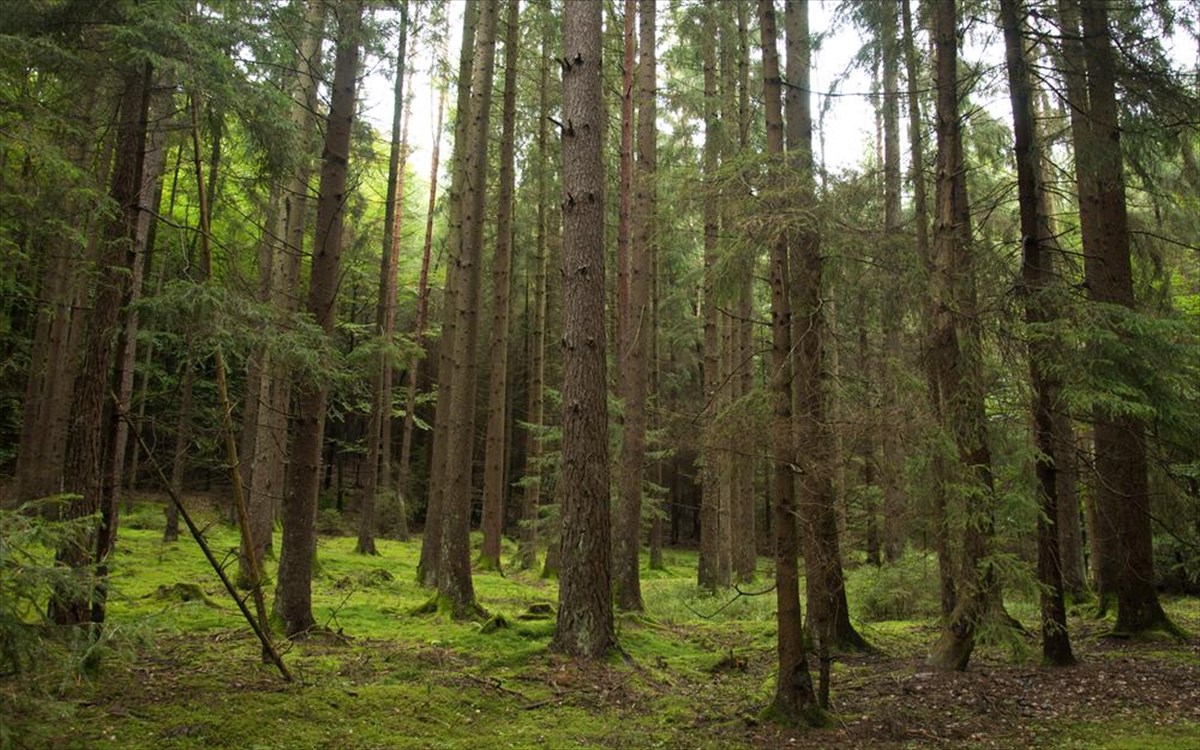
[682,582,778,620]
[119,404,292,682]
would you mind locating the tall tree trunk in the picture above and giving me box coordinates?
[731,0,758,583]
[518,9,552,572]
[553,0,616,660]
[419,1,479,588]
[785,0,866,655]
[1073,0,1170,634]
[359,6,410,555]
[1001,0,1074,666]
[276,2,361,637]
[479,0,521,572]
[51,60,152,627]
[613,0,656,612]
[879,0,907,565]
[697,0,722,592]
[759,0,820,725]
[437,0,498,619]
[925,0,1000,672]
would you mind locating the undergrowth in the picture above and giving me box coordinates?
[1,496,1197,750]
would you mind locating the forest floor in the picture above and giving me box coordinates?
[3,494,1199,750]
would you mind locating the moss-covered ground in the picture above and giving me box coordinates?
[3,496,1198,749]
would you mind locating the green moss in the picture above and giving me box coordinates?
[6,499,1199,750]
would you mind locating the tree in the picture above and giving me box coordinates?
[419,0,478,589]
[479,0,521,572]
[924,0,1001,672]
[245,0,326,570]
[697,0,723,592]
[785,0,868,656]
[1000,0,1073,666]
[518,1,554,572]
[50,58,153,627]
[275,0,361,637]
[358,4,411,556]
[553,0,616,660]
[1064,0,1172,634]
[614,0,656,612]
[758,0,820,725]
[436,0,498,618]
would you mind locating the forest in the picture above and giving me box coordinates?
[1,0,1199,747]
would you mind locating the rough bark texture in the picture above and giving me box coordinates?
[785,0,866,655]
[480,0,521,572]
[1000,0,1074,666]
[697,0,722,592]
[731,0,757,583]
[1074,0,1169,634]
[419,0,479,589]
[553,0,616,660]
[276,3,360,637]
[437,0,498,619]
[925,0,998,672]
[759,0,820,725]
[613,0,655,612]
[51,60,151,626]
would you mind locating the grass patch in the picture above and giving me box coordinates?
[3,498,1198,750]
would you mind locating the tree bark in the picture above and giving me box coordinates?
[879,0,907,565]
[759,0,820,725]
[613,0,656,612]
[419,0,478,588]
[479,0,521,572]
[275,2,361,637]
[925,0,1000,671]
[518,7,553,572]
[553,0,616,660]
[697,0,722,593]
[1073,0,1170,634]
[785,0,866,655]
[436,0,498,618]
[51,60,152,627]
[1001,0,1074,666]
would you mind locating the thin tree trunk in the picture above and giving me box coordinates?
[785,0,866,655]
[398,62,447,545]
[732,0,757,583]
[613,0,655,612]
[1074,0,1170,634]
[1001,0,1074,665]
[419,0,479,588]
[879,0,907,565]
[480,0,521,572]
[359,6,410,555]
[50,60,152,627]
[759,0,820,725]
[925,0,1000,671]
[697,0,722,592]
[248,0,326,571]
[518,11,552,572]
